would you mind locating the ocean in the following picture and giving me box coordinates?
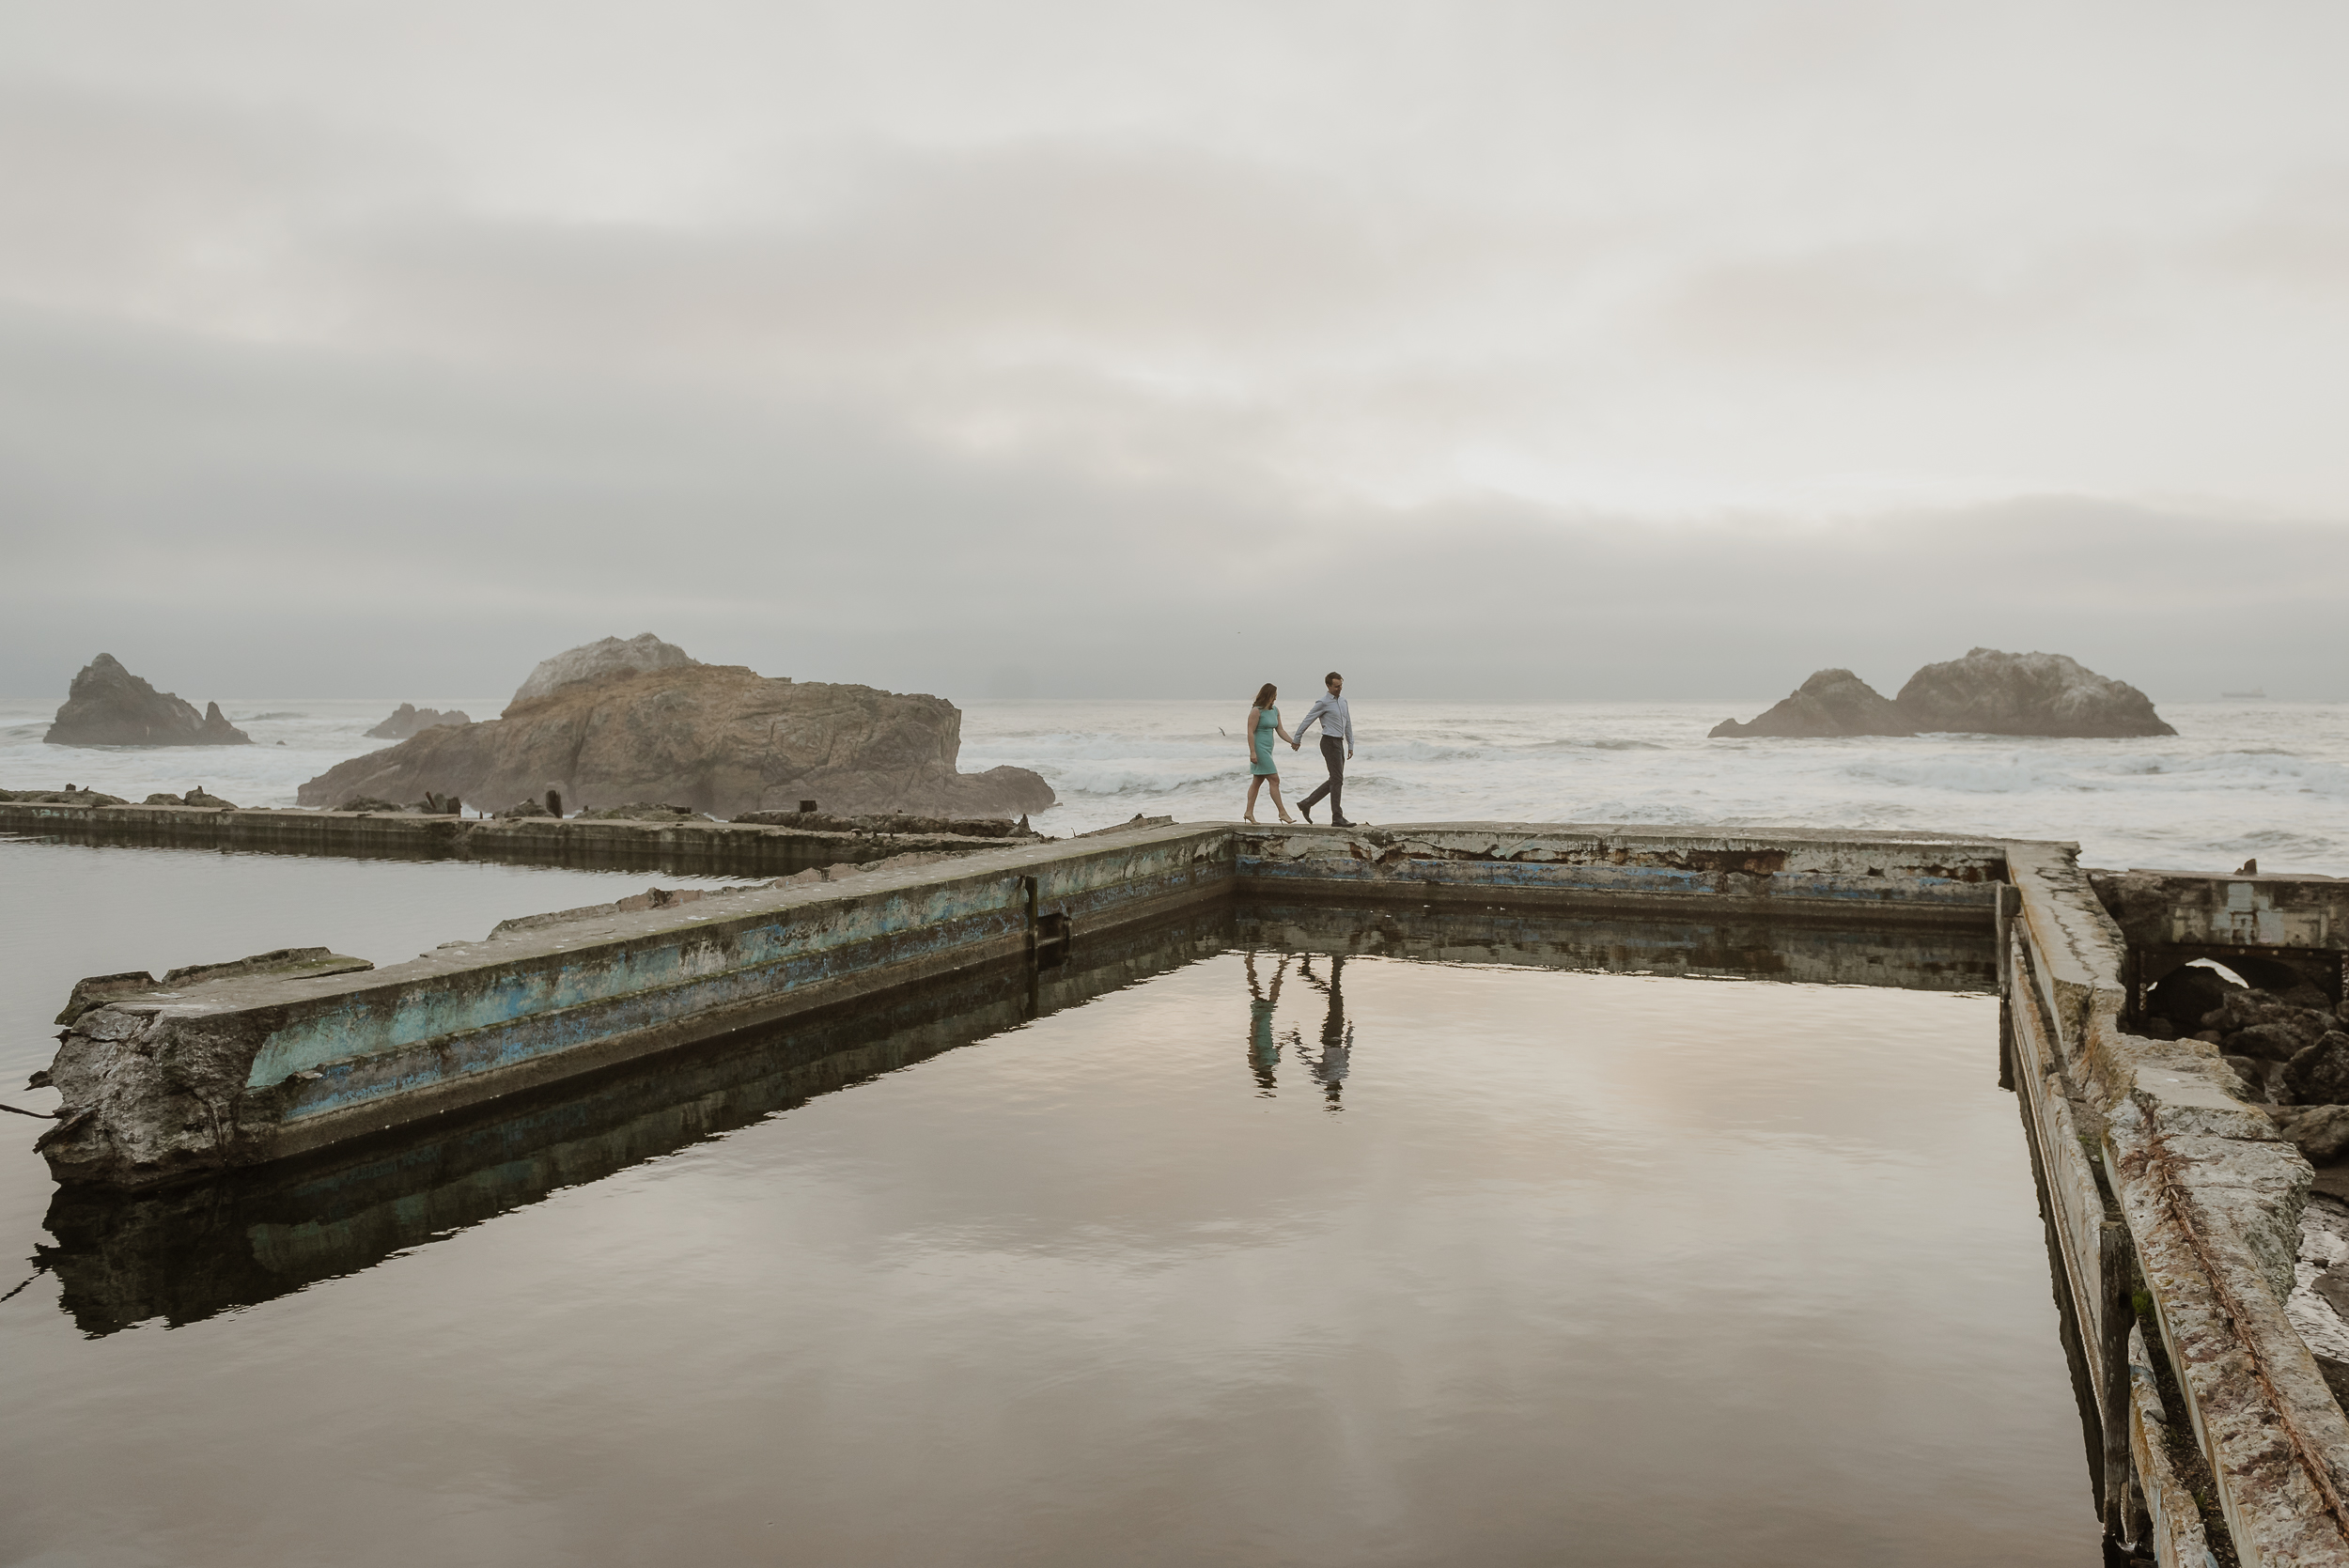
[6,692,2345,875]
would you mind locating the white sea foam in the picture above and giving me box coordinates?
[6,692,2347,876]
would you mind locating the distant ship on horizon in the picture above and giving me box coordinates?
[2221,688,2267,699]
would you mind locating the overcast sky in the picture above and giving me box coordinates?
[4,0,2345,702]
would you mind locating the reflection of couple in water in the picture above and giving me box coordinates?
[1244,951,1352,1107]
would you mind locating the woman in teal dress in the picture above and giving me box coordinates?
[1243,681,1298,824]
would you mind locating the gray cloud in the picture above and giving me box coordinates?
[2,1,2345,701]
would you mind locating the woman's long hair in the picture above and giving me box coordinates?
[1252,682,1278,709]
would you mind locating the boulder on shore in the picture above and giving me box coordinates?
[366,704,473,740]
[298,637,1055,821]
[44,655,252,748]
[1710,669,1915,739]
[1894,648,2174,737]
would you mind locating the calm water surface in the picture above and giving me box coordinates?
[0,841,2097,1566]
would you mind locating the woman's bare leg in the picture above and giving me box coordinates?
[1244,776,1263,823]
[1268,775,1294,824]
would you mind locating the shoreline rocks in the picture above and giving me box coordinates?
[1710,648,2174,739]
[43,655,252,748]
[297,636,1055,821]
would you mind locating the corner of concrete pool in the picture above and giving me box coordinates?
[29,816,2349,1566]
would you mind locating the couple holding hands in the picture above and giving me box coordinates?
[1242,672,1355,826]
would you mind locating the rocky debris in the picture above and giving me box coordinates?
[509,633,696,707]
[2286,1033,2349,1106]
[39,949,376,1185]
[486,850,971,939]
[2148,963,2246,1032]
[181,788,238,809]
[2277,1105,2349,1164]
[298,641,1055,821]
[366,704,473,740]
[1894,647,2174,737]
[143,793,183,806]
[43,654,252,748]
[575,801,711,822]
[496,799,553,819]
[733,809,1038,838]
[54,948,372,1027]
[1708,669,1916,739]
[2199,986,2338,1072]
[0,786,129,805]
[334,796,407,813]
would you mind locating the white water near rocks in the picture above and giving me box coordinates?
[7,693,2343,874]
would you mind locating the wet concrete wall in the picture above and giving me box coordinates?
[1238,822,2004,922]
[0,800,1003,875]
[31,812,2349,1562]
[38,824,1233,1187]
[2006,843,2349,1566]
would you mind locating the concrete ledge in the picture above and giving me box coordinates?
[2008,839,2349,1565]
[1240,822,2004,924]
[0,800,1015,875]
[38,823,1235,1186]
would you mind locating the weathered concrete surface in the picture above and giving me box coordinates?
[1239,822,2004,922]
[2007,838,2349,1566]
[1238,899,1997,990]
[0,799,1014,876]
[2095,867,2349,1005]
[38,822,1234,1188]
[38,901,1231,1335]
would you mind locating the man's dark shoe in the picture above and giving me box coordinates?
[1331,816,1355,827]
[1300,802,1315,823]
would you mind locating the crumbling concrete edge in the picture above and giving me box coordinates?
[2009,839,2349,1566]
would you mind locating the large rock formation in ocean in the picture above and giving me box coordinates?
[366,704,473,740]
[1894,648,2174,737]
[1709,669,1914,739]
[511,633,697,705]
[44,654,252,748]
[297,638,1054,820]
[1709,648,2175,739]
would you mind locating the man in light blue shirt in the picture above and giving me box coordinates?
[1288,671,1355,826]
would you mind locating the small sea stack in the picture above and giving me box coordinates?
[43,654,251,748]
[366,704,474,740]
[1710,648,2174,739]
[1710,670,1914,738]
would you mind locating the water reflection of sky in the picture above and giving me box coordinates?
[0,843,2090,1566]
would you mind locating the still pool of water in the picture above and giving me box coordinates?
[0,840,2097,1565]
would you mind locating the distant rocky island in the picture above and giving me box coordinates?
[366,703,473,740]
[299,634,1055,820]
[43,654,251,748]
[1711,648,2175,739]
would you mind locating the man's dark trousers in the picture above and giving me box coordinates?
[1299,736,1346,822]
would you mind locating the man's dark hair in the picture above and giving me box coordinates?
[1326,671,1343,687]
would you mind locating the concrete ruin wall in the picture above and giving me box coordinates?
[28,815,2349,1564]
[2008,842,2349,1566]
[0,799,1012,875]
